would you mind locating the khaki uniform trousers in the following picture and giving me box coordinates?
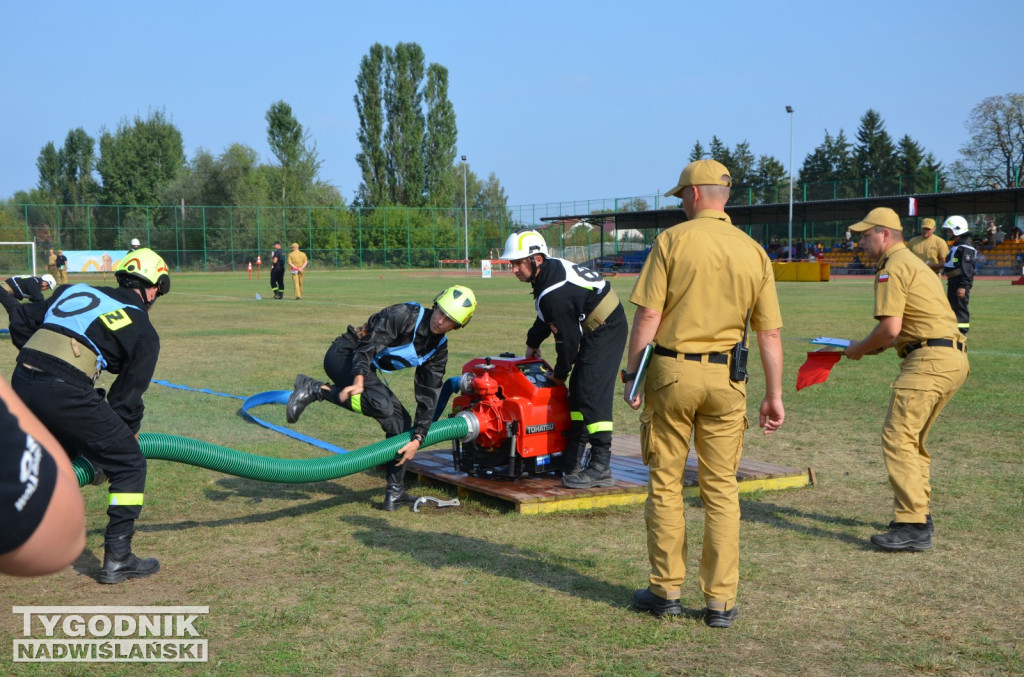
[640,354,747,608]
[883,344,969,522]
[291,270,305,299]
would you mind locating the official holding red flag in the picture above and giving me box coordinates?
[843,207,969,552]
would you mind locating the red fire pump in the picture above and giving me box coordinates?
[449,354,571,478]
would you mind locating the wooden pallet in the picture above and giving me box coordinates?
[407,436,811,515]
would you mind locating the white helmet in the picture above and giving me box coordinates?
[41,274,57,289]
[943,216,969,237]
[130,238,141,248]
[501,230,548,261]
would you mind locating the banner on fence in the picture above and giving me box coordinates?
[64,251,130,273]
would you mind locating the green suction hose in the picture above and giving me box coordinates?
[73,416,471,487]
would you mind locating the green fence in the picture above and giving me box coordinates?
[0,204,522,272]
[1,171,1017,272]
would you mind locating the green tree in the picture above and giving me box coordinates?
[384,42,426,206]
[799,129,855,199]
[354,43,388,207]
[265,100,321,205]
[97,109,185,206]
[853,109,897,190]
[689,137,761,197]
[751,155,789,204]
[688,141,707,162]
[708,136,732,169]
[895,135,943,194]
[35,128,99,246]
[423,63,458,208]
[957,92,1024,188]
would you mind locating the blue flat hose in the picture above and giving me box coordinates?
[73,416,470,487]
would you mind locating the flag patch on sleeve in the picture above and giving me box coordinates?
[878,273,889,282]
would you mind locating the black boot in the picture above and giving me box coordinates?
[381,462,418,511]
[286,374,325,423]
[563,445,614,488]
[556,439,586,477]
[99,533,160,584]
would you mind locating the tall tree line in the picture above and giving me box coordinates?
[354,42,460,209]
[688,109,946,205]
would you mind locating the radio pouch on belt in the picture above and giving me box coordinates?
[730,309,751,383]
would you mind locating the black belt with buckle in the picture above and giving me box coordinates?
[898,338,966,359]
[653,345,728,364]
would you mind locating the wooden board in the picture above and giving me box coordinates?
[407,435,811,515]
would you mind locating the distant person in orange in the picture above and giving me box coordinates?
[287,242,308,300]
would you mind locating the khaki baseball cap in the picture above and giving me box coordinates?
[291,242,300,248]
[849,207,903,233]
[664,159,732,198]
[921,218,936,230]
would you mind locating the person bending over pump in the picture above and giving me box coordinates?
[7,248,170,584]
[0,274,57,306]
[286,286,477,510]
[501,229,628,489]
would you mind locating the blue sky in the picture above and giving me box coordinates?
[2,1,1018,208]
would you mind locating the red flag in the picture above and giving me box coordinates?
[796,351,842,391]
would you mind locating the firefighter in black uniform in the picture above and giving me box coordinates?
[0,274,57,304]
[501,230,628,489]
[285,286,477,510]
[942,215,976,334]
[8,248,170,584]
[269,241,286,300]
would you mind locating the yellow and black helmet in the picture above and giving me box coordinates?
[115,248,171,296]
[433,285,477,327]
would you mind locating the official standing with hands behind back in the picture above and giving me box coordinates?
[623,159,784,628]
[843,207,969,552]
[288,242,308,300]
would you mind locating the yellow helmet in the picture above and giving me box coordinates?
[433,285,477,327]
[115,248,171,296]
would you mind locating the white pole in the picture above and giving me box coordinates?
[462,155,469,272]
[786,105,794,262]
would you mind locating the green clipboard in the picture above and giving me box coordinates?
[628,343,654,401]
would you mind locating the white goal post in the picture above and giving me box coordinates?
[0,241,38,277]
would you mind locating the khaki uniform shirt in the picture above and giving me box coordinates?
[872,243,960,352]
[629,209,783,354]
[287,249,308,271]
[907,234,949,267]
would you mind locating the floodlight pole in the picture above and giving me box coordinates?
[462,155,469,272]
[786,105,794,262]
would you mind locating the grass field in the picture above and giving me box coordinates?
[2,270,1022,676]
